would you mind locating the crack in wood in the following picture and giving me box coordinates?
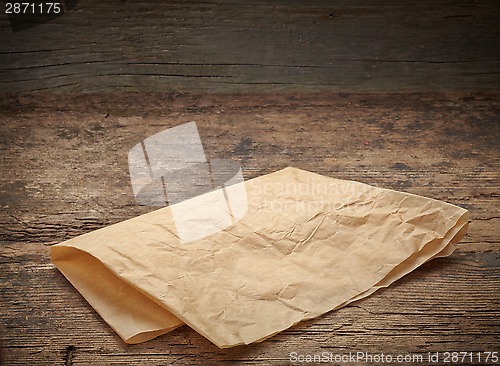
[64,345,74,366]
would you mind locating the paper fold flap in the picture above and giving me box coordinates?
[51,246,183,344]
[343,212,469,306]
[51,167,469,347]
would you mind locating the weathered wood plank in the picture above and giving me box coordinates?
[0,92,498,365]
[1,1,499,93]
[0,243,498,365]
[1,92,498,240]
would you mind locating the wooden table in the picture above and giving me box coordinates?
[0,92,498,365]
[0,1,499,365]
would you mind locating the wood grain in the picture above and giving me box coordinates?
[0,0,499,93]
[0,92,498,365]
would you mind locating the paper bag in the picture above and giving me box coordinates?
[51,167,469,347]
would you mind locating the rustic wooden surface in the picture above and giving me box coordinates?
[0,91,498,365]
[1,0,499,364]
[1,0,500,93]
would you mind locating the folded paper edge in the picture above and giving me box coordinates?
[330,210,470,312]
[51,245,184,343]
[227,210,470,348]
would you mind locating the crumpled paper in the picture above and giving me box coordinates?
[51,167,469,347]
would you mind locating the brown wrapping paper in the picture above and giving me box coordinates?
[51,167,469,347]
